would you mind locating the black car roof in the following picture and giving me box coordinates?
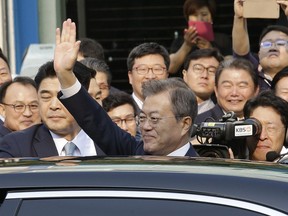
[0,156,287,187]
[0,156,288,213]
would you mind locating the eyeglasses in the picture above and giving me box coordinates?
[191,64,217,76]
[111,115,136,126]
[260,39,288,49]
[137,114,182,127]
[133,64,167,75]
[2,102,39,113]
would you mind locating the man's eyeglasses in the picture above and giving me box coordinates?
[260,40,288,49]
[191,64,217,76]
[137,114,181,127]
[2,103,39,113]
[133,64,167,75]
[111,115,136,126]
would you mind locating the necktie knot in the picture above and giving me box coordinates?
[64,142,77,156]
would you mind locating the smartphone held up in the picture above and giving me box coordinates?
[243,0,280,19]
[188,21,214,42]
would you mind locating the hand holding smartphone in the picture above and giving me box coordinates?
[243,0,280,19]
[188,21,214,42]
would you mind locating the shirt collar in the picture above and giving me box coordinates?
[167,143,190,156]
[50,129,96,156]
[132,92,143,110]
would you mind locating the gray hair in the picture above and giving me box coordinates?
[215,58,258,89]
[142,77,198,136]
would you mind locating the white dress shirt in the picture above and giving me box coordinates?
[50,129,97,156]
[167,143,190,156]
[60,79,81,98]
[131,92,143,110]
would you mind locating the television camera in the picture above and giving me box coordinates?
[193,112,262,158]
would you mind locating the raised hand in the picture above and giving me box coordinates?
[54,18,81,88]
[234,0,244,18]
[277,0,288,16]
[183,26,198,47]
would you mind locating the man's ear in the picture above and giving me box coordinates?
[128,71,133,85]
[254,86,260,96]
[182,69,187,82]
[214,85,219,99]
[181,116,192,136]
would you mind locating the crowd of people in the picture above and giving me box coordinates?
[0,0,288,162]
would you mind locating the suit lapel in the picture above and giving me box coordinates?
[185,144,199,157]
[212,104,225,121]
[33,125,58,157]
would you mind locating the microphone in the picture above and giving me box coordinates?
[266,151,288,163]
[266,151,280,162]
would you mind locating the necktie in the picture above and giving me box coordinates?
[64,142,77,156]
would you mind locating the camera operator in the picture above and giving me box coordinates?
[244,90,288,161]
[195,58,259,123]
[194,57,259,158]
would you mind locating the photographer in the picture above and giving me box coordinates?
[244,90,288,161]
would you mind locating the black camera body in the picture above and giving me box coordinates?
[196,118,262,141]
[193,112,262,158]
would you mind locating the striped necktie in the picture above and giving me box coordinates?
[64,142,77,156]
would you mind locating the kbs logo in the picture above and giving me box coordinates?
[234,125,253,137]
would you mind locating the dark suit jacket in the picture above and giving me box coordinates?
[60,87,198,157]
[195,104,225,124]
[0,124,105,158]
[130,95,142,142]
[0,124,11,137]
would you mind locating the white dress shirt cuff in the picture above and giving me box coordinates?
[61,80,81,99]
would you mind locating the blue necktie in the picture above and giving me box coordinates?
[64,142,77,156]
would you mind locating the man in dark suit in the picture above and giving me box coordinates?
[195,57,259,124]
[54,19,198,157]
[195,103,225,124]
[0,76,41,139]
[194,58,259,158]
[0,61,105,158]
[182,48,224,115]
[127,41,170,114]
